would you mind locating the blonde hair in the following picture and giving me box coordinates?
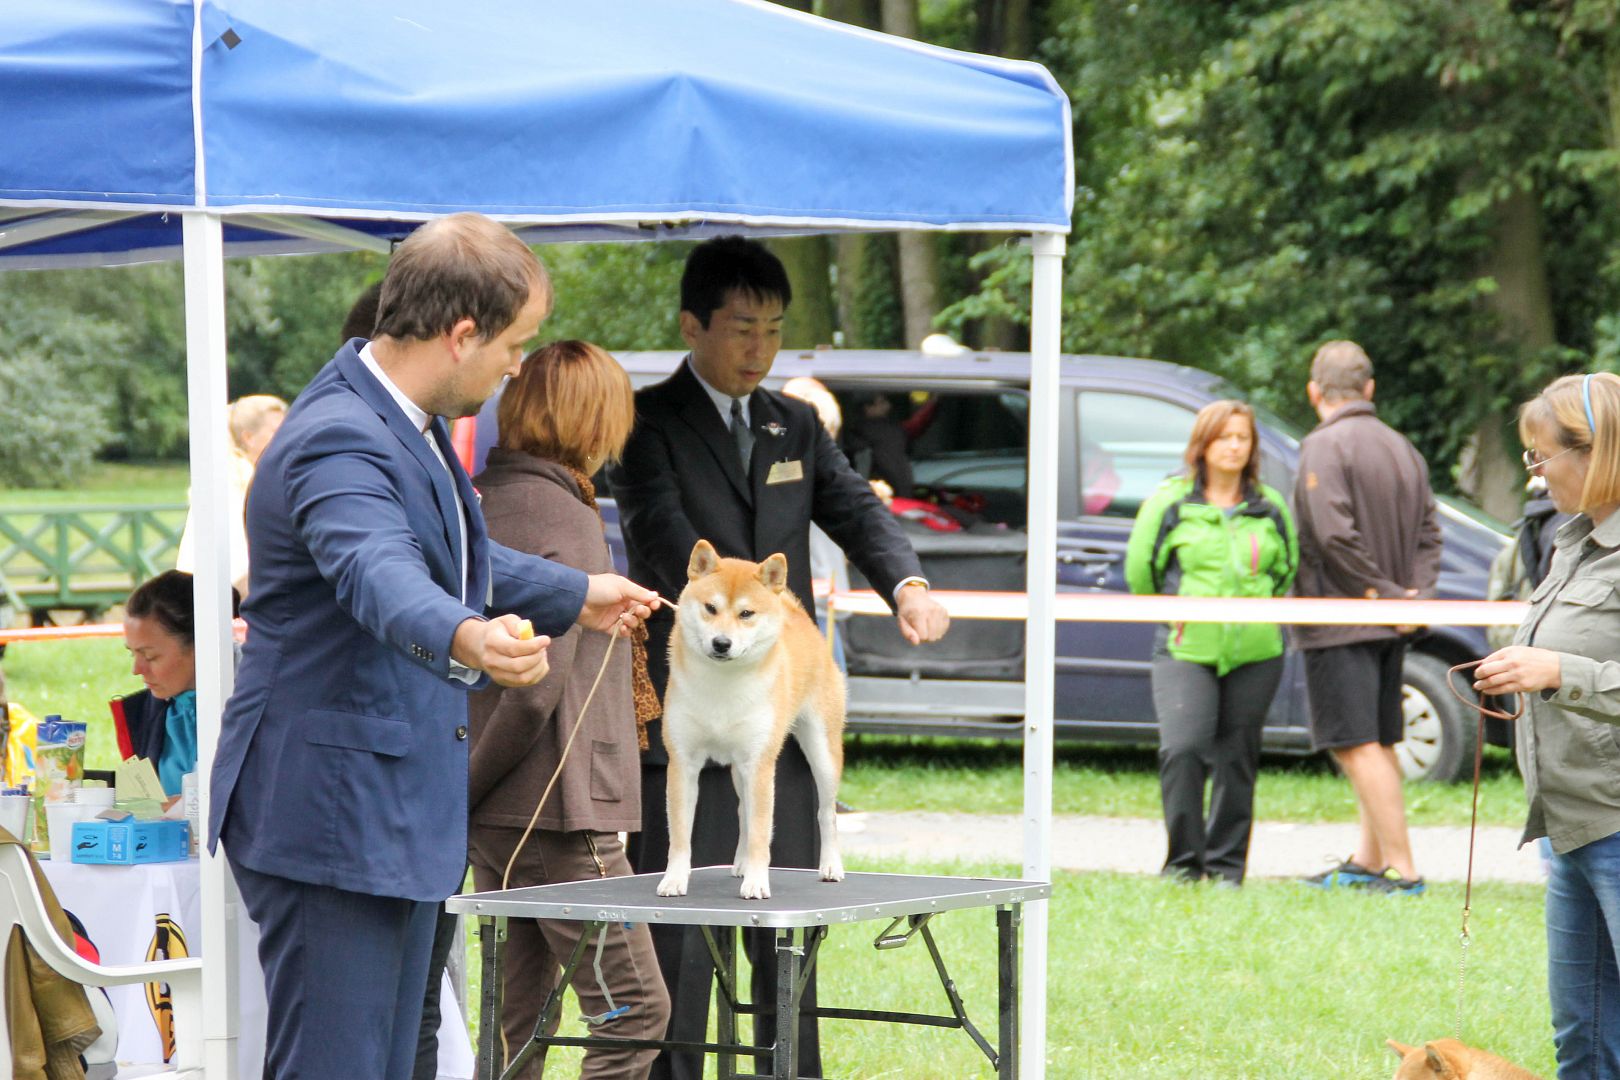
[781,377,843,438]
[227,395,288,453]
[497,340,635,471]
[1183,399,1259,489]
[1519,372,1620,511]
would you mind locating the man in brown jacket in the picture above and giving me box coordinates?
[1294,340,1442,896]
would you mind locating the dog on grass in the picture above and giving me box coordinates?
[656,540,847,901]
[1388,1038,1541,1079]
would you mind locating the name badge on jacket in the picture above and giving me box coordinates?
[766,460,805,485]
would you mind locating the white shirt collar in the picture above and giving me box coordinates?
[359,341,432,434]
[689,358,750,428]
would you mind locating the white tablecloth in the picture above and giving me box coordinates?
[42,857,475,1078]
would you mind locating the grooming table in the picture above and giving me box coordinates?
[447,867,1048,1080]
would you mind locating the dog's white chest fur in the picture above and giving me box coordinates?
[664,657,781,767]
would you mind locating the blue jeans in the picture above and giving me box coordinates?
[1548,830,1620,1077]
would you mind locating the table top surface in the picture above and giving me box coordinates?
[446,868,1048,927]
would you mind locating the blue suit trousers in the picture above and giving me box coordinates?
[231,855,440,1079]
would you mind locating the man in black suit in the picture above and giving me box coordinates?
[608,236,949,1079]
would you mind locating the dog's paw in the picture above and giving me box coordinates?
[656,871,690,897]
[729,860,745,878]
[739,868,772,900]
[819,853,844,883]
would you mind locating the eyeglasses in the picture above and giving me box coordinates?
[1522,445,1581,472]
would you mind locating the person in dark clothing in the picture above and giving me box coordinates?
[1293,340,1442,896]
[607,236,949,1080]
[1487,477,1574,651]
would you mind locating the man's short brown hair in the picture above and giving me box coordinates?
[373,213,550,343]
[497,341,635,472]
[1310,340,1374,403]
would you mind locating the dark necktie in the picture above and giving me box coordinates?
[730,398,753,475]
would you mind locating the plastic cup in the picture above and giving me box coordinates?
[46,803,83,862]
[0,795,30,842]
[77,787,115,810]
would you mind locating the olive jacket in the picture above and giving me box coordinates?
[1513,510,1620,854]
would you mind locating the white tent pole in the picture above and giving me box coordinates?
[183,210,240,1080]
[1021,230,1064,1080]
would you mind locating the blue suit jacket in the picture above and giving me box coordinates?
[209,342,589,901]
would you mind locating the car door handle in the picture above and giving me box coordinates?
[1058,549,1121,566]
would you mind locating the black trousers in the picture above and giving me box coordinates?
[630,719,823,1080]
[1150,653,1284,883]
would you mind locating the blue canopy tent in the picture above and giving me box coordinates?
[2,1,1072,1074]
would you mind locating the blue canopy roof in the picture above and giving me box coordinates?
[1,0,1073,267]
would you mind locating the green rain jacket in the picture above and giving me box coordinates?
[1124,474,1299,674]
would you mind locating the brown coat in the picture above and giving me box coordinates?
[2,831,99,1080]
[1292,401,1442,650]
[467,451,641,833]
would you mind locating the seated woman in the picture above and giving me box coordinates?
[113,570,210,797]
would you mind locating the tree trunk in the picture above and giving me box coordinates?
[768,237,836,348]
[1467,184,1557,522]
[974,0,1033,58]
[822,0,879,28]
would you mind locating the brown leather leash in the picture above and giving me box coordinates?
[1444,659,1524,1040]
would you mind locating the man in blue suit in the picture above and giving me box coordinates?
[209,213,658,1079]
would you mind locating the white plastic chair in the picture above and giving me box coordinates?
[0,844,202,1077]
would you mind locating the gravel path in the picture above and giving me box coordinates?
[838,810,1546,883]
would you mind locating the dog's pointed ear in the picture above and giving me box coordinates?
[1423,1044,1461,1079]
[1387,1039,1416,1059]
[688,540,720,581]
[758,553,788,593]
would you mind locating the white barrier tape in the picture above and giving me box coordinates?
[827,589,1529,627]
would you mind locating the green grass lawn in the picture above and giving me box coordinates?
[840,735,1530,828]
[3,641,1531,821]
[2,639,1554,1077]
[469,860,1554,1079]
[0,460,189,506]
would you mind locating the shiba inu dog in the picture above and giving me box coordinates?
[656,539,847,900]
[1388,1038,1542,1079]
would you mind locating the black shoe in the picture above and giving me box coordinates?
[1365,869,1427,896]
[1299,857,1381,889]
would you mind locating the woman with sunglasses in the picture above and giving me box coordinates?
[1474,371,1620,1076]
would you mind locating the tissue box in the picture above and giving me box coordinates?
[71,819,190,864]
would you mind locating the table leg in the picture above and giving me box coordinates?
[715,927,738,1080]
[998,904,1021,1080]
[774,927,801,1080]
[477,915,506,1080]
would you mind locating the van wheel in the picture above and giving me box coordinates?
[1395,652,1477,783]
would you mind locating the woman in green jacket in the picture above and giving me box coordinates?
[1125,400,1298,884]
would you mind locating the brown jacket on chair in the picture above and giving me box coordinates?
[1,829,100,1080]
[467,451,641,834]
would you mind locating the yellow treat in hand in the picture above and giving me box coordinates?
[516,619,534,640]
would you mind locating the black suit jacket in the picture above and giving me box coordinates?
[607,359,922,708]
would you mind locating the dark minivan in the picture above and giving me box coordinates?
[486,348,1510,782]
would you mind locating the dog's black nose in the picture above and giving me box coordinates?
[711,635,732,655]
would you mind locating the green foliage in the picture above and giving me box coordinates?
[846,235,906,347]
[962,0,1620,486]
[533,242,690,351]
[226,251,386,399]
[0,285,118,485]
